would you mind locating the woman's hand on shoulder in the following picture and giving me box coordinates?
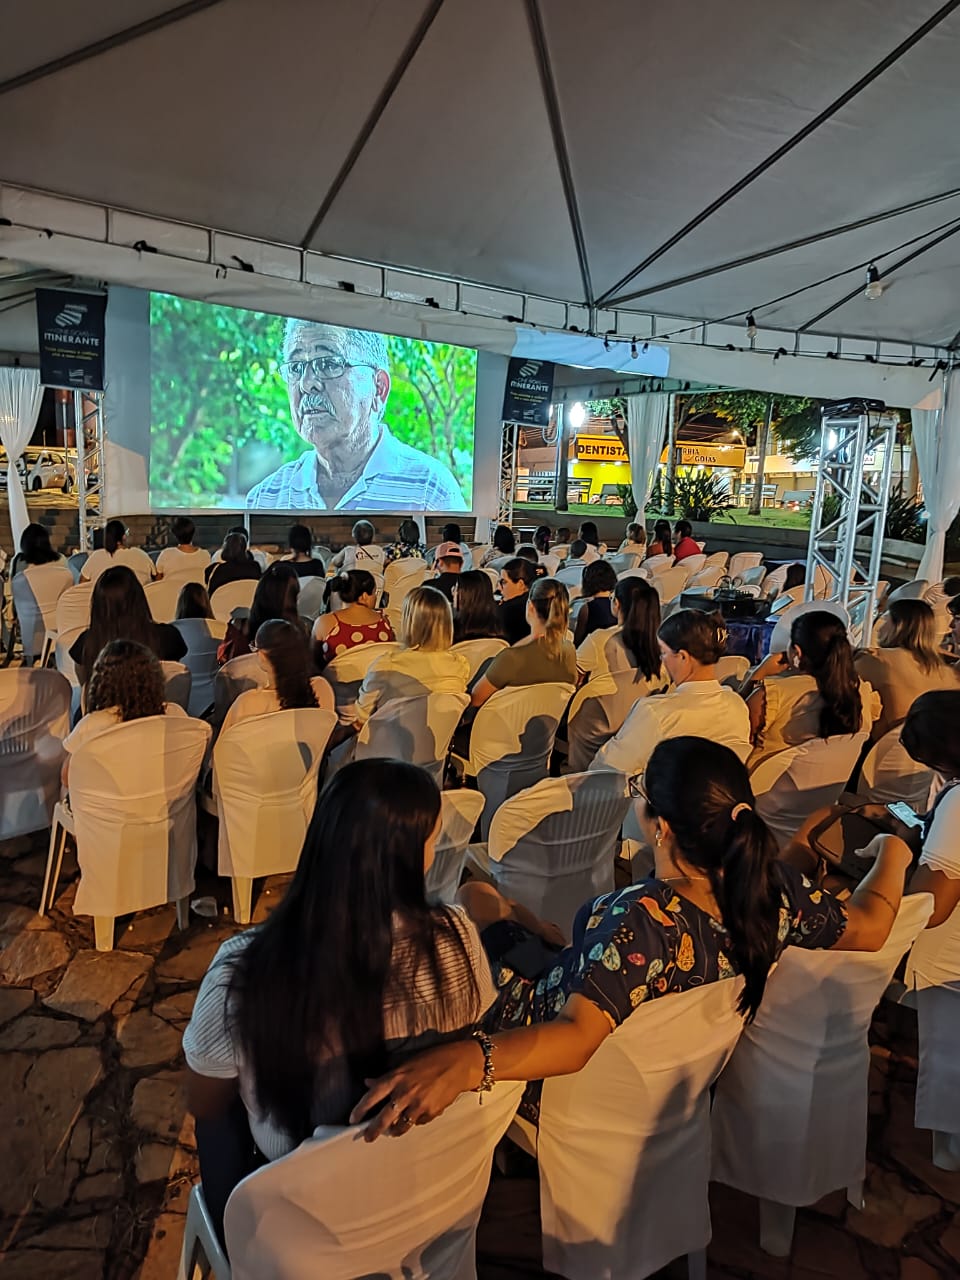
[349,1038,484,1141]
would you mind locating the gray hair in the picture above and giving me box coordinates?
[282,317,388,372]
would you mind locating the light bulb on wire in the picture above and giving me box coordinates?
[746,313,758,341]
[865,264,883,301]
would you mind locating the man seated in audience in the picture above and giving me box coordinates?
[431,541,464,601]
[281,523,327,577]
[328,520,385,574]
[562,539,590,577]
[496,557,536,644]
[427,522,473,570]
[156,516,211,579]
[672,520,702,562]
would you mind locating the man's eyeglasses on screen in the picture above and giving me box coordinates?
[280,356,378,382]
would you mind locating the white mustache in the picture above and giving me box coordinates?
[301,393,334,415]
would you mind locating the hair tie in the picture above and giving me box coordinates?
[730,802,752,822]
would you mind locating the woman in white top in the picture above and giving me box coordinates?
[81,520,155,585]
[155,516,211,580]
[328,519,386,574]
[219,619,334,735]
[355,585,469,726]
[62,639,187,785]
[576,576,669,692]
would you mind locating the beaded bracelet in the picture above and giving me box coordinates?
[472,1030,495,1101]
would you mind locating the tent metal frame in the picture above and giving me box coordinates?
[72,390,105,551]
[804,405,898,644]
[498,421,519,529]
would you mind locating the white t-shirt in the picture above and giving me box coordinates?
[590,679,752,775]
[82,546,155,585]
[907,785,960,988]
[156,546,211,578]
[330,544,386,573]
[577,625,638,679]
[182,908,496,1160]
[219,678,335,736]
[539,552,561,576]
[65,702,188,755]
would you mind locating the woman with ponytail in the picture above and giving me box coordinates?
[350,736,914,1137]
[311,568,394,669]
[576,575,666,687]
[746,609,879,768]
[470,576,576,708]
[80,519,155,585]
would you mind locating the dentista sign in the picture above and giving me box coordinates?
[575,435,628,461]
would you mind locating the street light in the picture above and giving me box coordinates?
[568,402,586,431]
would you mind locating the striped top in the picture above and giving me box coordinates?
[182,907,496,1160]
[245,424,468,512]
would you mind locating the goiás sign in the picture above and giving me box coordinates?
[502,357,555,426]
[36,289,107,392]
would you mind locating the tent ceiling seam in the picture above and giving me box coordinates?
[298,0,446,250]
[525,0,594,307]
[0,0,227,98]
[595,0,960,306]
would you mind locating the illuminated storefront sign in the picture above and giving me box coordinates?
[660,442,747,468]
[575,434,628,461]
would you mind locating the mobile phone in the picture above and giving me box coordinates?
[886,801,925,830]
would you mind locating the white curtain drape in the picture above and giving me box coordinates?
[0,367,44,550]
[912,370,960,582]
[626,393,671,516]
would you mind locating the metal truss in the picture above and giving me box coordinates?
[497,420,519,529]
[72,390,105,550]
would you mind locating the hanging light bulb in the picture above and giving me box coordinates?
[746,313,758,340]
[865,264,883,301]
[630,340,639,359]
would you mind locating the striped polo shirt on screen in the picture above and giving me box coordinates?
[245,423,468,512]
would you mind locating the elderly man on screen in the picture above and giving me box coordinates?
[246,320,467,512]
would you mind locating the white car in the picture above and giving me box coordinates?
[21,449,76,493]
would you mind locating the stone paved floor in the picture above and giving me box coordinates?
[0,829,958,1279]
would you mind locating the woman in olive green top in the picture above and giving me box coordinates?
[471,577,577,708]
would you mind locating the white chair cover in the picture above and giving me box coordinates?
[12,563,73,660]
[736,565,768,589]
[210,579,258,622]
[567,669,649,773]
[213,707,337,881]
[173,617,227,717]
[857,726,933,808]
[769,599,850,656]
[295,575,327,621]
[212,652,269,730]
[54,626,84,721]
[685,565,725,592]
[426,789,485,905]
[468,682,575,836]
[70,714,211,919]
[652,565,690,603]
[728,551,764,578]
[712,894,933,1214]
[224,1082,524,1280]
[0,668,70,838]
[751,734,869,850]
[451,637,508,683]
[761,564,790,599]
[324,641,398,724]
[384,557,428,599]
[54,582,93,634]
[715,655,750,688]
[913,981,960,1143]
[704,551,729,570]
[143,578,184,623]
[355,692,469,785]
[887,579,929,604]
[161,661,192,712]
[485,771,629,934]
[679,552,707,574]
[538,979,746,1280]
[604,552,642,575]
[642,554,674,575]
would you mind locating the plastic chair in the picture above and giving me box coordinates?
[383,556,428,599]
[704,551,729,571]
[161,661,192,712]
[760,564,790,599]
[173,618,227,717]
[143,578,184,623]
[212,653,269,731]
[355,692,469,787]
[769,599,850,655]
[532,979,746,1280]
[711,893,934,1256]
[465,681,575,836]
[40,715,211,948]
[324,641,398,724]
[887,579,929,604]
[12,563,73,663]
[471,771,629,935]
[735,565,768,590]
[715,654,750,688]
[652,565,690,603]
[642,554,674,575]
[604,552,642,575]
[223,1082,523,1280]
[210,579,257,622]
[66,551,88,582]
[178,1184,230,1280]
[751,733,870,851]
[54,581,93,635]
[426,789,486,905]
[567,669,654,773]
[294,575,327,621]
[212,708,337,923]
[555,562,585,599]
[685,565,725,592]
[451,637,508,684]
[678,552,707,574]
[729,551,764,579]
[857,726,933,808]
[0,668,71,839]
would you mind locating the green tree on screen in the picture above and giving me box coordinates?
[385,336,476,497]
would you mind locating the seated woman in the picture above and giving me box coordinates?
[646,519,673,560]
[351,736,913,1137]
[480,524,516,567]
[577,520,604,563]
[81,519,155,585]
[156,516,211,580]
[496,557,536,644]
[70,565,187,687]
[573,559,618,646]
[175,581,215,621]
[617,522,647,557]
[946,594,960,660]
[219,619,334,734]
[184,759,496,1237]
[355,585,469,725]
[452,570,504,644]
[672,519,702,562]
[855,599,958,740]
[281,523,327,578]
[576,576,667,691]
[63,639,187,784]
[384,518,427,562]
[329,519,385,574]
[312,569,394,668]
[11,522,67,575]
[745,610,879,768]
[217,562,303,664]
[472,577,576,709]
[534,525,560,576]
[205,532,262,597]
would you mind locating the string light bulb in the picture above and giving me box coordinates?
[630,340,638,359]
[746,313,758,340]
[865,264,883,301]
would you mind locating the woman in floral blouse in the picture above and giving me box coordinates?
[353,735,915,1137]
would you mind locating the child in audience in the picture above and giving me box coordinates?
[156,516,211,580]
[283,524,327,577]
[329,520,385,574]
[617,522,647,556]
[472,577,576,708]
[573,559,618,646]
[313,569,394,668]
[219,619,333,734]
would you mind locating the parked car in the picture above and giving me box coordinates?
[21,448,76,493]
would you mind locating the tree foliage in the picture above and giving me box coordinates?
[684,389,820,459]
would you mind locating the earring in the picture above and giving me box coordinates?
[655,829,662,846]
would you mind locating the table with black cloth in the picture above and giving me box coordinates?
[678,592,779,665]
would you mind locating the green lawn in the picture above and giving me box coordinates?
[514,501,811,531]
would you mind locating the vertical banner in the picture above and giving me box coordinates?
[36,289,107,391]
[502,356,555,425]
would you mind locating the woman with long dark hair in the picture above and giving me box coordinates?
[496,556,537,644]
[312,569,394,668]
[472,576,575,708]
[13,522,63,572]
[577,520,604,562]
[69,564,186,685]
[205,532,262,597]
[856,599,958,740]
[746,609,879,768]
[646,519,673,559]
[577,576,665,688]
[351,736,913,1138]
[573,559,618,646]
[219,619,334,733]
[80,519,155,585]
[175,582,215,621]
[183,760,495,1225]
[480,524,516,567]
[452,570,504,643]
[217,562,304,663]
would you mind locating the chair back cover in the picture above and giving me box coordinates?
[761,564,789,598]
[426,789,486,905]
[567,669,647,773]
[210,578,258,621]
[0,668,70,838]
[704,551,730,570]
[539,979,746,1280]
[173,617,227,716]
[451,638,508,684]
[355,692,469,786]
[66,551,88,582]
[715,654,750,688]
[604,552,642,575]
[728,551,764,579]
[12,564,74,659]
[69,714,211,918]
[161,661,192,712]
[324,641,398,723]
[143,578,183,623]
[642,554,674,575]
[711,893,933,1207]
[54,582,93,634]
[212,652,269,729]
[887,579,929,604]
[224,1081,523,1280]
[469,682,575,836]
[769,598,850,658]
[214,708,337,879]
[679,552,707,574]
[652,565,690,603]
[685,565,725,592]
[857,726,934,808]
[752,734,869,849]
[294,575,327,621]
[555,562,585,592]
[384,557,429,598]
[487,771,629,934]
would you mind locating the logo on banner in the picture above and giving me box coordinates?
[55,303,88,328]
[36,288,107,392]
[503,356,555,427]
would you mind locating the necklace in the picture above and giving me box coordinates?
[660,875,711,883]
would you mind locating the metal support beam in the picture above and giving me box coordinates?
[498,421,519,528]
[72,390,105,551]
